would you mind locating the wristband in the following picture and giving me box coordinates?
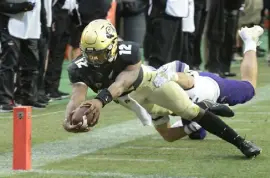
[95,89,113,107]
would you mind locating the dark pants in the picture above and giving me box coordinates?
[116,12,146,46]
[37,35,49,95]
[181,32,193,66]
[14,38,40,102]
[190,0,207,68]
[205,0,225,73]
[220,10,239,73]
[0,30,19,104]
[45,9,70,93]
[144,14,183,68]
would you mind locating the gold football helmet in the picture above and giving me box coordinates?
[80,19,118,65]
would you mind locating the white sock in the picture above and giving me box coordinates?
[243,40,257,54]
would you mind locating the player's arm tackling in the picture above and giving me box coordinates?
[176,72,194,89]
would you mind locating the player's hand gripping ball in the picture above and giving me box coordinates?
[72,102,100,127]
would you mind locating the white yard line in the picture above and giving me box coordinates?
[0,110,65,119]
[85,157,165,162]
[25,169,204,178]
[122,146,193,151]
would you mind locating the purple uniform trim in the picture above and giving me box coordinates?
[199,72,255,106]
[175,61,187,72]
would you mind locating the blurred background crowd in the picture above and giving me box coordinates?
[0,0,269,112]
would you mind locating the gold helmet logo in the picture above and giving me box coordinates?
[80,19,118,65]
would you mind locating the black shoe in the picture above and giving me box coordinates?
[223,72,236,77]
[37,96,49,105]
[40,94,51,102]
[0,104,13,112]
[257,46,266,53]
[47,91,62,100]
[196,100,235,117]
[239,140,262,158]
[57,90,69,99]
[257,50,265,58]
[20,100,46,108]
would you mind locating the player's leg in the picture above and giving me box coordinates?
[145,80,261,157]
[153,116,202,142]
[238,25,264,88]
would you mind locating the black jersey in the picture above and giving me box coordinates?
[67,41,141,93]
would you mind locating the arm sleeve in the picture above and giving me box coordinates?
[0,2,26,14]
[67,65,83,84]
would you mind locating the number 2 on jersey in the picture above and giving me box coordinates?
[75,58,88,68]
[119,44,132,55]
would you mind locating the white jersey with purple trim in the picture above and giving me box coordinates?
[155,61,220,103]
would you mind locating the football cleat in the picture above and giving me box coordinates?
[196,99,234,117]
[238,25,264,46]
[238,140,262,158]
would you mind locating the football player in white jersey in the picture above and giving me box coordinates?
[149,25,263,140]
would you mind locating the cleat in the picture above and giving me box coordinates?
[238,25,264,46]
[197,99,234,117]
[239,140,262,158]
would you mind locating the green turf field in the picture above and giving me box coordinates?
[0,33,270,178]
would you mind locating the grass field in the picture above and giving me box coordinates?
[0,34,270,178]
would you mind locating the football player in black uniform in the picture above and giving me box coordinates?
[63,19,261,158]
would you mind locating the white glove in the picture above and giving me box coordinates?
[153,67,178,87]
[183,122,202,135]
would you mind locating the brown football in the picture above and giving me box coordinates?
[71,106,89,125]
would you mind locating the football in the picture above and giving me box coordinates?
[71,105,99,127]
[71,106,90,125]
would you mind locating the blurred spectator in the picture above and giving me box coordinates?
[45,0,76,100]
[116,0,147,46]
[205,0,243,77]
[219,0,243,77]
[37,0,52,104]
[144,0,189,68]
[78,0,111,29]
[190,0,207,70]
[263,0,270,62]
[68,0,112,60]
[181,0,195,67]
[8,0,47,108]
[0,1,35,112]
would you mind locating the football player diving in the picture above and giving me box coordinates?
[146,25,264,140]
[63,19,261,158]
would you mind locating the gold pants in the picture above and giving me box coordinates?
[130,66,200,120]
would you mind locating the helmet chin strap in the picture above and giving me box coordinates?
[108,54,117,63]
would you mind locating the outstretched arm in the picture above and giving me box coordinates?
[63,82,88,132]
[81,61,141,125]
